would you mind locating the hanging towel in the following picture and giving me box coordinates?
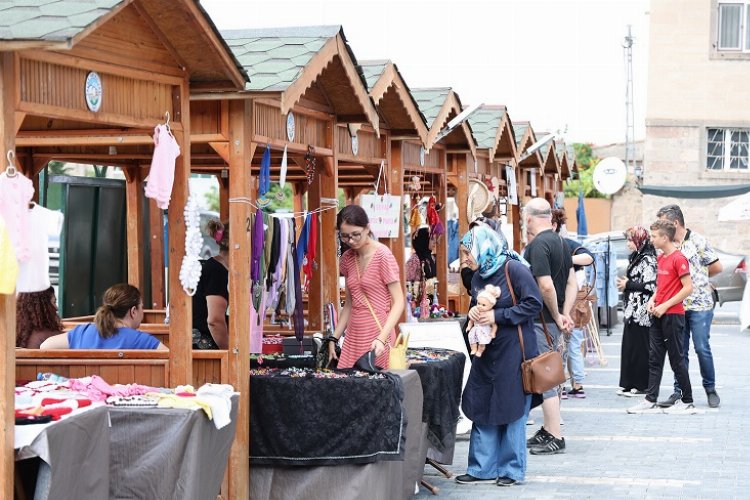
[145,124,181,210]
[259,145,271,197]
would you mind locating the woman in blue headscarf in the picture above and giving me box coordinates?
[455,225,543,487]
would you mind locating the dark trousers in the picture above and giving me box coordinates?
[646,314,693,404]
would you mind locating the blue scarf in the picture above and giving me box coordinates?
[461,225,529,278]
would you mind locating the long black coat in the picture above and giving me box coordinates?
[461,260,543,426]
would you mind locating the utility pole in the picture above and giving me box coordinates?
[623,25,636,180]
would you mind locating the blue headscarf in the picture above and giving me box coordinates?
[461,224,529,278]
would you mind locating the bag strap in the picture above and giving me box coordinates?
[355,253,384,332]
[504,262,527,363]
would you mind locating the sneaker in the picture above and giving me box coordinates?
[560,388,569,400]
[617,388,643,397]
[455,474,496,485]
[526,426,553,448]
[657,392,682,408]
[569,387,586,398]
[627,399,660,414]
[496,477,517,487]
[663,400,698,415]
[529,436,566,455]
[526,418,535,426]
[706,389,720,408]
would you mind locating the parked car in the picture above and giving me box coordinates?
[583,231,748,307]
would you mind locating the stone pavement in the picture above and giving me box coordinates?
[415,318,750,499]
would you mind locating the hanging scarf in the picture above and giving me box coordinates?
[268,218,288,309]
[303,213,318,292]
[411,227,436,279]
[426,196,439,227]
[251,209,265,281]
[259,145,271,197]
[291,231,305,341]
[297,213,311,269]
[266,217,281,292]
[626,225,656,275]
[461,225,528,278]
[279,145,288,188]
[284,219,297,318]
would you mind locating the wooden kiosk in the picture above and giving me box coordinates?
[0,1,248,497]
[513,121,545,207]
[537,133,562,205]
[406,88,477,311]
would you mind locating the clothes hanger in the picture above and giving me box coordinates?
[5,150,18,178]
[164,111,171,134]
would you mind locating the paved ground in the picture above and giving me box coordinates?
[415,311,750,499]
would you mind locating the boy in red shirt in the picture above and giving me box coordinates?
[628,220,695,414]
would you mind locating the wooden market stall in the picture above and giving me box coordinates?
[514,121,545,208]
[349,60,429,310]
[406,88,477,313]
[537,132,561,205]
[190,25,380,341]
[0,0,248,498]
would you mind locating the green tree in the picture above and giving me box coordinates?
[204,185,220,212]
[47,161,71,175]
[563,143,608,199]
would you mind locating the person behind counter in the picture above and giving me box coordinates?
[16,286,63,348]
[40,284,166,350]
[328,205,405,369]
[192,219,229,350]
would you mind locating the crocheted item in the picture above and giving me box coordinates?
[179,194,203,295]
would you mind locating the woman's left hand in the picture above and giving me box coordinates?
[468,307,494,325]
[371,338,387,357]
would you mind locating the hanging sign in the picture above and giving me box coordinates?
[351,133,359,156]
[419,146,425,166]
[84,72,103,112]
[361,194,401,238]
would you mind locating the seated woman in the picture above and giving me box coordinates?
[40,284,167,350]
[16,286,63,348]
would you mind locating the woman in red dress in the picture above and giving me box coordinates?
[328,205,405,369]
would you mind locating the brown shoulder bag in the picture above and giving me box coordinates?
[570,247,597,328]
[505,263,566,395]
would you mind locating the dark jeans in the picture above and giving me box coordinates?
[674,309,716,392]
[647,314,693,404]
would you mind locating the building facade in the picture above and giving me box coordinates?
[643,0,750,253]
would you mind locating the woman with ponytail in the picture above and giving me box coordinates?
[40,284,165,350]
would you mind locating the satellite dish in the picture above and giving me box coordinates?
[593,157,627,195]
[467,178,492,223]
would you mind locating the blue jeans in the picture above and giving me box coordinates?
[467,396,531,481]
[674,309,716,392]
[567,328,585,385]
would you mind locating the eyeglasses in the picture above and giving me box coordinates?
[339,231,364,242]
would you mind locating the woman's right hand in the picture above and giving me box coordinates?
[616,276,628,291]
[328,339,339,361]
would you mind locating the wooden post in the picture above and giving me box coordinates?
[148,196,165,308]
[125,166,145,291]
[451,153,470,312]
[166,82,192,386]
[227,99,253,500]
[388,140,407,323]
[511,162,522,253]
[306,149,328,331]
[319,122,339,311]
[0,51,16,500]
[434,162,448,310]
[219,175,229,221]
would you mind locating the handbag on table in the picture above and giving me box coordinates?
[505,263,566,394]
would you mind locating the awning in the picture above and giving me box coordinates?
[638,183,750,199]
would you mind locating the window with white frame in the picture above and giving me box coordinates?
[718,1,750,51]
[707,128,750,170]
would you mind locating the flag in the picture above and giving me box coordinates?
[576,187,588,238]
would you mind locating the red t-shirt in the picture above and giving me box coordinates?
[654,250,691,315]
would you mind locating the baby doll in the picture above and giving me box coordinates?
[466,285,501,357]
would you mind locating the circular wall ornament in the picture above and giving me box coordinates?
[351,133,359,156]
[286,112,296,142]
[84,72,103,112]
[419,146,425,167]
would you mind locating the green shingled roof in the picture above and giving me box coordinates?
[222,25,341,92]
[0,0,124,41]
[537,134,553,158]
[567,145,576,163]
[411,88,451,128]
[359,60,388,91]
[554,141,567,161]
[514,123,530,148]
[467,107,507,150]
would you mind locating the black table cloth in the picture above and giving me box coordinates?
[249,368,407,466]
[407,348,465,458]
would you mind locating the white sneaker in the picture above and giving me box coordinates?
[627,399,661,414]
[663,400,699,415]
[526,418,535,426]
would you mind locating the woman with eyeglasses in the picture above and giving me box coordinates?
[40,283,166,350]
[327,205,405,369]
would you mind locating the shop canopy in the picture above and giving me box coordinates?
[638,183,750,199]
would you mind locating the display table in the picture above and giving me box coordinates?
[15,398,238,500]
[249,370,427,500]
[407,348,465,465]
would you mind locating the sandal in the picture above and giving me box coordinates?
[569,387,586,399]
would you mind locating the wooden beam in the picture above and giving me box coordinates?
[167,81,192,386]
[227,99,252,500]
[125,167,145,291]
[252,134,333,157]
[0,51,16,500]
[208,141,230,164]
[15,133,155,147]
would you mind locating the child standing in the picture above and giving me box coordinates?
[627,220,696,414]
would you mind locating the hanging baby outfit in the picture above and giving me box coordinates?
[0,170,34,262]
[145,124,181,210]
[17,204,64,293]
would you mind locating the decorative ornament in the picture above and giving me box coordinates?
[419,146,425,167]
[179,194,203,295]
[286,112,295,142]
[409,175,421,192]
[351,133,359,156]
[304,145,316,185]
[84,72,103,112]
